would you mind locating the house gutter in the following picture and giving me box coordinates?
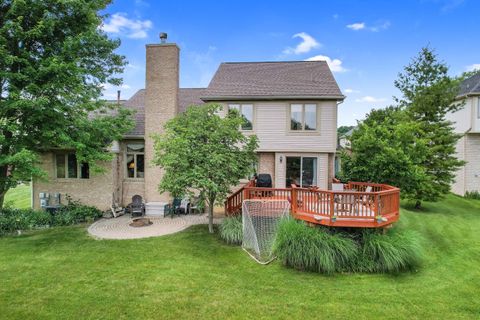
[201,95,346,102]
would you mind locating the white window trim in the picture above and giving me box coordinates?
[228,103,255,131]
[288,103,319,132]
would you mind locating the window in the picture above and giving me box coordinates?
[285,156,317,187]
[55,153,89,179]
[126,142,145,178]
[290,104,317,131]
[229,104,253,130]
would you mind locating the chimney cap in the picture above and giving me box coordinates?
[159,32,167,43]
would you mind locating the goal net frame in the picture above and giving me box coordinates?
[242,199,290,265]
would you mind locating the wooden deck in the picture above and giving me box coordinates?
[225,181,400,228]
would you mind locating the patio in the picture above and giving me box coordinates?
[88,214,222,240]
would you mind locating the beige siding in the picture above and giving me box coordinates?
[465,133,480,193]
[447,97,473,134]
[32,153,114,210]
[217,101,338,153]
[451,136,466,195]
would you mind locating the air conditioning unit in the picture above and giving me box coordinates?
[39,192,49,208]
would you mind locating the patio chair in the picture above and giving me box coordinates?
[130,195,145,217]
[165,198,182,218]
[188,196,203,214]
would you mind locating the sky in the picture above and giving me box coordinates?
[100,0,480,126]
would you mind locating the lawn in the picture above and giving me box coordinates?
[4,184,31,209]
[0,195,479,319]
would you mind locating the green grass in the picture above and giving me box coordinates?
[1,194,479,319]
[4,184,31,209]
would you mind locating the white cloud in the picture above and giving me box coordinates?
[101,13,152,39]
[305,55,347,73]
[346,21,390,32]
[344,88,360,93]
[346,22,365,31]
[283,32,320,55]
[355,96,387,103]
[466,64,480,71]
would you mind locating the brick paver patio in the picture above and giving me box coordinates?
[88,214,222,240]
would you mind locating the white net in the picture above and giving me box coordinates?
[242,199,290,264]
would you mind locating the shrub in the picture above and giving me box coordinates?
[219,215,243,245]
[358,229,423,273]
[53,203,102,226]
[0,208,51,235]
[273,218,423,274]
[465,191,480,200]
[0,201,102,236]
[273,218,358,274]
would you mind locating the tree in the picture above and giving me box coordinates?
[342,47,465,209]
[153,104,258,233]
[340,107,429,198]
[0,0,134,208]
[394,47,465,208]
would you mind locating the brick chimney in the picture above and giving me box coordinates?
[144,33,179,205]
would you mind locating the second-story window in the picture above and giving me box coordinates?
[126,143,145,178]
[290,104,317,131]
[229,104,253,130]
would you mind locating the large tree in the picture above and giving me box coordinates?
[394,47,464,208]
[153,104,258,233]
[0,0,134,207]
[341,47,465,208]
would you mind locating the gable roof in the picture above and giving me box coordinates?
[202,61,344,100]
[122,88,205,136]
[459,72,480,96]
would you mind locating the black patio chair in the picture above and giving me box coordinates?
[130,195,145,217]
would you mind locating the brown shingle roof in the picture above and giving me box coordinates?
[122,88,206,136]
[202,61,344,100]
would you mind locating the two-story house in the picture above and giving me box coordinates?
[447,73,480,196]
[32,35,344,213]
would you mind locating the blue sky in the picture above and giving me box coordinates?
[101,0,479,126]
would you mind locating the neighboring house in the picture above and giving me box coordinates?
[447,73,480,196]
[334,127,355,175]
[32,35,344,213]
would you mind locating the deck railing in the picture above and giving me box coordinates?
[225,181,400,228]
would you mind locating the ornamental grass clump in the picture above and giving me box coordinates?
[358,228,423,273]
[273,218,358,274]
[273,218,423,274]
[219,215,243,245]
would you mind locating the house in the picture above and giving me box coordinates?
[334,127,355,175]
[447,73,480,196]
[32,34,344,213]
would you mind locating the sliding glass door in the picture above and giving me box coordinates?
[285,156,317,187]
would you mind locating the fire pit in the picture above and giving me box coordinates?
[129,217,153,228]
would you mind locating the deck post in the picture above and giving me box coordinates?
[291,184,297,217]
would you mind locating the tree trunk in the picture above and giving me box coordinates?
[0,192,4,209]
[0,166,9,210]
[208,194,216,233]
